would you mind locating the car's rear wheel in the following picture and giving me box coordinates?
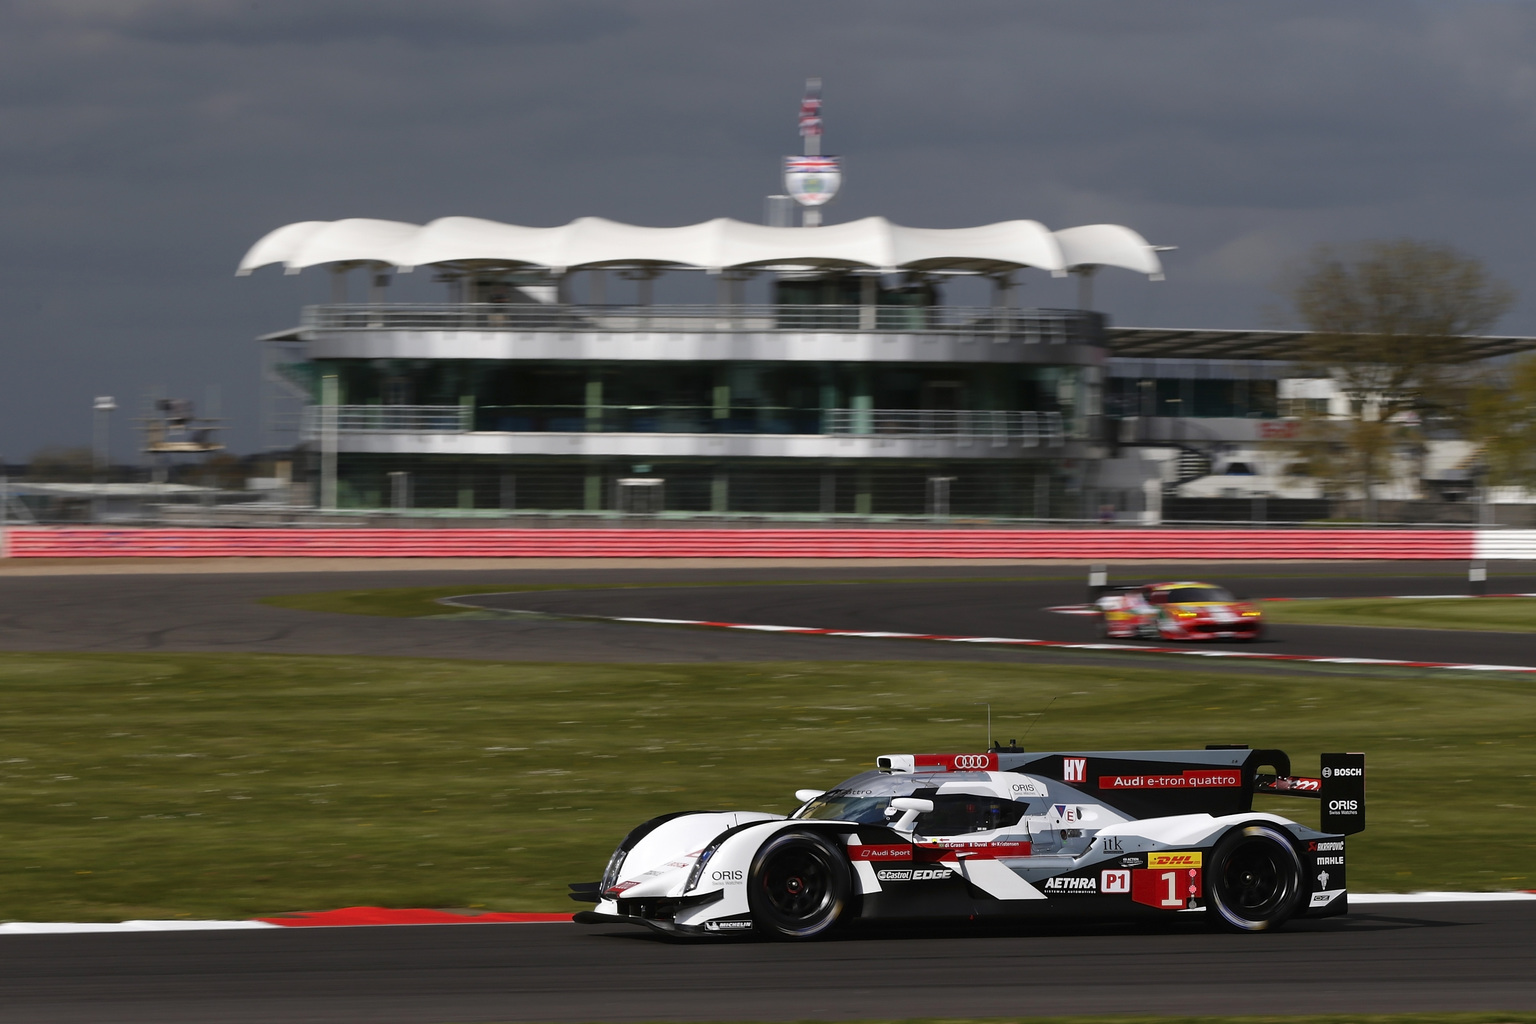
[1207,824,1303,932]
[748,831,851,940]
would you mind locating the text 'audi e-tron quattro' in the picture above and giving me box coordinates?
[570,745,1364,939]
[1095,582,1265,641]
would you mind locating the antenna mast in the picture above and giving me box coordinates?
[783,78,840,228]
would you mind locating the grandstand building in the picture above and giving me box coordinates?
[239,217,1536,521]
[241,216,1172,519]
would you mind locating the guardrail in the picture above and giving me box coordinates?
[2,527,1500,560]
[300,303,1102,339]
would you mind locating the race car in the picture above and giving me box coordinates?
[570,745,1363,939]
[1095,581,1264,641]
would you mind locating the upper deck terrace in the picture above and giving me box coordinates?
[290,303,1107,365]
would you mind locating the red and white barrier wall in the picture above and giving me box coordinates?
[3,526,1531,560]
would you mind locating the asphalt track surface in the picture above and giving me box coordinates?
[3,559,1536,1021]
[459,563,1536,669]
[3,560,1535,668]
[2,903,1535,1023]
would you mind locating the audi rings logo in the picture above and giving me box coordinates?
[952,754,992,770]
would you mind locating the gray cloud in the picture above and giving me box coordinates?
[3,0,1536,458]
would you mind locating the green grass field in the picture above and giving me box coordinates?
[1,651,1533,922]
[1264,597,1536,632]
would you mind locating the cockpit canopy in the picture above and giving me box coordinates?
[793,769,1035,835]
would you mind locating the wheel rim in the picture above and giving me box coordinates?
[760,847,833,922]
[1219,837,1291,917]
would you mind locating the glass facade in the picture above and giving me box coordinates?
[305,359,1087,434]
[1105,377,1278,419]
[332,454,1077,518]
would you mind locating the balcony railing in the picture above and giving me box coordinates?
[300,303,1101,340]
[303,404,1066,444]
[305,405,472,433]
[824,409,1065,446]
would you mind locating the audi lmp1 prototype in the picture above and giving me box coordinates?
[571,745,1364,939]
[1095,582,1265,641]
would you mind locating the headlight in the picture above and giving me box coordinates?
[684,831,736,893]
[1241,610,1261,617]
[600,846,628,893]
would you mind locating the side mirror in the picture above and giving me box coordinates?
[890,797,934,814]
[794,789,826,804]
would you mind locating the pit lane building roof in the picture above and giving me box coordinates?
[1106,327,1536,362]
[236,216,1165,278]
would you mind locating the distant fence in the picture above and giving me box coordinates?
[4,527,1528,560]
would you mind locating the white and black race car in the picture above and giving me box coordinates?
[571,745,1363,938]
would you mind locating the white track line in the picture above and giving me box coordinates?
[4,892,1533,933]
[0,920,279,934]
[1349,892,1536,904]
[597,614,1536,674]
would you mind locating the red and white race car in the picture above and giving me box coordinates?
[1095,581,1264,641]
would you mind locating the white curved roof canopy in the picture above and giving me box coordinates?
[237,215,1164,278]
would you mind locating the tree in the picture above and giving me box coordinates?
[27,446,95,482]
[1283,239,1514,518]
[1469,352,1536,492]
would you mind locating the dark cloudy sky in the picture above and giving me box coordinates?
[5,0,1536,459]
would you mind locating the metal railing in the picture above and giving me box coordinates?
[824,409,1065,446]
[301,303,1101,340]
[304,405,471,433]
[300,404,1065,444]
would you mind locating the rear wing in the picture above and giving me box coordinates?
[1254,751,1365,835]
[1089,583,1143,606]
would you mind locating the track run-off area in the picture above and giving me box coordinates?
[2,558,1536,1022]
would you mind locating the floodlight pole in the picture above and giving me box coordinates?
[92,396,116,484]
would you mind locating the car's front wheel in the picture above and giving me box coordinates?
[747,831,851,940]
[1207,824,1303,932]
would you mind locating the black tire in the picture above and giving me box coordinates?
[1207,824,1303,932]
[747,831,851,940]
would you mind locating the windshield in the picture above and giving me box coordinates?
[797,793,897,824]
[792,769,929,824]
[1164,586,1234,604]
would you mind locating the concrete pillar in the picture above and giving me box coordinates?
[711,473,729,513]
[586,378,603,433]
[320,374,338,510]
[584,471,603,511]
[388,471,411,509]
[1141,477,1162,526]
[853,366,872,434]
